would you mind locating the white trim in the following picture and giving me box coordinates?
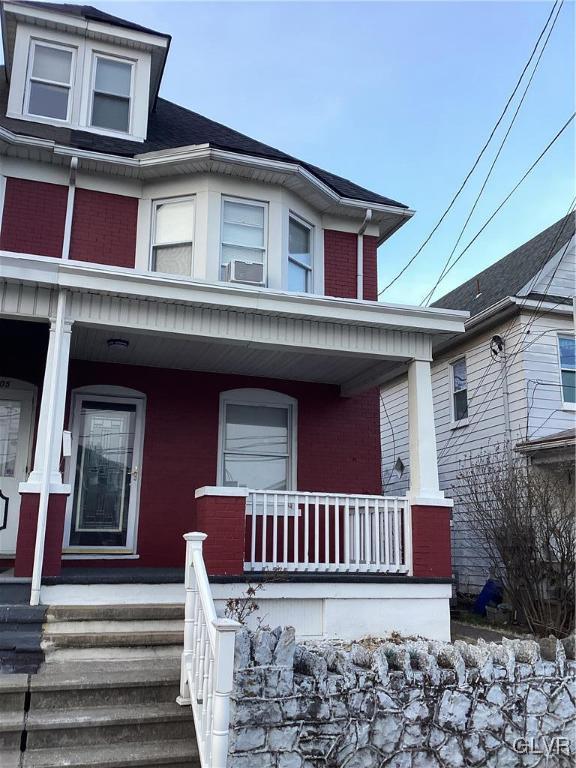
[63,388,146,554]
[195,486,250,499]
[88,51,135,136]
[220,195,268,286]
[149,194,196,277]
[287,211,314,294]
[217,388,297,491]
[449,355,468,425]
[557,333,576,410]
[24,38,76,124]
[0,251,468,335]
[407,360,444,502]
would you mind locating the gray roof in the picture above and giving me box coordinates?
[432,213,575,318]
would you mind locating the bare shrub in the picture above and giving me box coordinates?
[458,450,575,637]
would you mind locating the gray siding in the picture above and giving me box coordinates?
[381,307,575,594]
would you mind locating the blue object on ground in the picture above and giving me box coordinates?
[473,579,503,616]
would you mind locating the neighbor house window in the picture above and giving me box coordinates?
[151,197,195,276]
[90,55,133,133]
[219,390,296,490]
[26,41,74,121]
[451,357,468,422]
[220,198,267,285]
[558,335,576,406]
[288,215,313,293]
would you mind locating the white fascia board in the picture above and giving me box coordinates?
[510,296,573,315]
[0,121,414,225]
[2,2,169,50]
[0,252,468,335]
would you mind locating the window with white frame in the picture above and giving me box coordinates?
[558,335,576,406]
[288,215,313,293]
[221,198,267,285]
[219,390,296,490]
[90,54,133,133]
[151,197,195,276]
[451,357,468,422]
[26,40,74,121]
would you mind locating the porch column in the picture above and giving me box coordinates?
[15,292,73,580]
[407,359,452,579]
[194,487,248,575]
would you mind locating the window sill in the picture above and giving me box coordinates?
[561,403,576,411]
[450,419,469,430]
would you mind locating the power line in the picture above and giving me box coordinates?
[417,113,574,306]
[378,0,561,298]
[421,0,566,307]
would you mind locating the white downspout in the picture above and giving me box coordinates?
[61,156,78,260]
[357,208,372,299]
[30,289,67,606]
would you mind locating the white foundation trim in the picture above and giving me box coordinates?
[195,487,250,499]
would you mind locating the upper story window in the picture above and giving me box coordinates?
[558,335,576,407]
[26,41,74,121]
[90,55,133,133]
[151,197,195,276]
[218,389,296,490]
[288,214,313,293]
[221,198,267,286]
[451,357,468,422]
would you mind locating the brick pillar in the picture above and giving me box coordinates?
[194,488,248,576]
[411,505,452,578]
[14,493,68,577]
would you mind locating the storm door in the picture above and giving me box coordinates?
[66,396,143,550]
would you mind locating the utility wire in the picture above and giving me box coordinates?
[378,0,561,298]
[415,113,575,307]
[421,0,566,307]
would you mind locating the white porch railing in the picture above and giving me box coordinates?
[245,491,412,574]
[177,532,241,768]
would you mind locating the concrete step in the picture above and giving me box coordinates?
[25,702,195,749]
[0,579,32,605]
[43,644,182,663]
[30,659,182,709]
[45,604,184,622]
[20,738,199,767]
[43,629,183,649]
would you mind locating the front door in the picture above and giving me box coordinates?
[65,395,144,552]
[0,379,35,557]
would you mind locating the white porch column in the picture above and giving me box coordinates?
[407,359,445,504]
[23,297,73,493]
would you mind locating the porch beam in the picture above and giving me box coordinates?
[340,344,432,397]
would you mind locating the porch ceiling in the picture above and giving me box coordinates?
[70,325,401,388]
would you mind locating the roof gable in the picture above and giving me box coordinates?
[432,213,575,318]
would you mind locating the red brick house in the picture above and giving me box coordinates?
[0,1,466,641]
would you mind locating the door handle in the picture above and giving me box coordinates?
[129,466,139,481]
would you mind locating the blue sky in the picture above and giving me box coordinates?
[53,1,576,303]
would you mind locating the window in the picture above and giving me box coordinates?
[558,335,576,406]
[26,41,74,121]
[219,390,296,490]
[288,215,313,293]
[91,55,132,133]
[151,197,195,276]
[451,358,468,422]
[221,198,267,285]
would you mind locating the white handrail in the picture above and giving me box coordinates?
[245,491,411,574]
[178,532,241,768]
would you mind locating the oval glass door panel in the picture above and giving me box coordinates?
[70,401,137,547]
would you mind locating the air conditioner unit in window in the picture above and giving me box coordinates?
[224,260,264,285]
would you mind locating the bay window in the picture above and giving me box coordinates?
[221,198,267,285]
[451,357,468,422]
[151,197,195,276]
[558,335,576,406]
[26,41,74,121]
[288,215,313,293]
[90,54,133,133]
[219,390,296,490]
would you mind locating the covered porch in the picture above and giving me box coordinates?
[0,255,465,610]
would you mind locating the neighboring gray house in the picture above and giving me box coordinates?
[380,214,575,594]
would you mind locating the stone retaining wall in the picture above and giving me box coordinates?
[229,628,575,768]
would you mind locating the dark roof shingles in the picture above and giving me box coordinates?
[431,213,575,318]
